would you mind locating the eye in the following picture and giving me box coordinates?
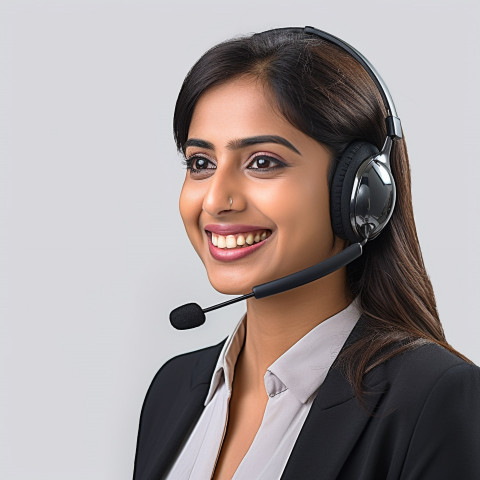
[247,154,287,172]
[184,155,216,177]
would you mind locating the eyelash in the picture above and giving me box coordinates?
[183,155,215,174]
[183,154,287,175]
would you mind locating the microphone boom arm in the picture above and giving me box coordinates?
[170,241,365,329]
[204,242,364,313]
[252,242,363,299]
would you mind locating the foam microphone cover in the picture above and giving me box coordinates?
[169,302,206,330]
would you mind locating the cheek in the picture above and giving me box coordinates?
[179,181,203,242]
[265,176,332,235]
[304,178,333,230]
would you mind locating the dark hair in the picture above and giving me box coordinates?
[173,29,469,395]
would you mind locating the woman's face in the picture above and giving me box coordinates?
[179,76,345,295]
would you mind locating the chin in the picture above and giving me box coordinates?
[210,281,252,296]
[206,273,256,297]
[213,286,250,296]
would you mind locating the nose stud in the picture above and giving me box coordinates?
[202,196,235,216]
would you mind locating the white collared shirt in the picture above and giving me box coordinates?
[166,300,360,479]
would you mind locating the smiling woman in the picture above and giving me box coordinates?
[133,27,480,480]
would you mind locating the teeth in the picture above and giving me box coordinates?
[211,230,270,249]
[217,235,226,249]
[226,235,237,249]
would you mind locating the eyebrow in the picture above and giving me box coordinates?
[183,135,301,155]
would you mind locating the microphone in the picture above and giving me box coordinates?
[169,241,364,330]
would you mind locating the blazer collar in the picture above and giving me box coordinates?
[141,340,226,480]
[281,316,389,480]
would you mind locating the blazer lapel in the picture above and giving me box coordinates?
[137,341,226,480]
[143,386,208,479]
[281,317,389,480]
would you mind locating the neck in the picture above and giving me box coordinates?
[240,267,351,392]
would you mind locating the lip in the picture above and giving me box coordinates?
[204,224,271,235]
[206,228,273,262]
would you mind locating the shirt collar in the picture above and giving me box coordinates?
[204,299,360,406]
[204,314,246,406]
[266,299,360,404]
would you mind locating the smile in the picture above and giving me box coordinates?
[211,229,271,249]
[204,226,272,262]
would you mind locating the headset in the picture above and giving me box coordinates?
[170,26,403,329]
[299,26,403,244]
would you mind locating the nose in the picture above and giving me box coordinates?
[202,165,246,217]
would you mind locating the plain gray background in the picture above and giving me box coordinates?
[1,0,478,478]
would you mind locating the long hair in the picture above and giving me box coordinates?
[173,28,469,395]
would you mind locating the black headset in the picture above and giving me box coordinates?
[268,26,403,244]
[307,26,402,243]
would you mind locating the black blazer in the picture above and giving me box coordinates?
[134,321,480,479]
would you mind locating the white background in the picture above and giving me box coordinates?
[1,0,479,478]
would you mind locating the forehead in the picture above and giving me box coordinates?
[188,76,299,144]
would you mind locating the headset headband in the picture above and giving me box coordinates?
[259,27,403,140]
[304,26,402,140]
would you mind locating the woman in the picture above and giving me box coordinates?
[134,27,480,479]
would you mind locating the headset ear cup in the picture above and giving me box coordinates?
[331,141,380,243]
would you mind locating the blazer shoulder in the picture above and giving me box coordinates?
[336,344,480,479]
[382,341,478,385]
[395,345,480,478]
[371,342,480,418]
[156,339,225,375]
[145,339,226,400]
